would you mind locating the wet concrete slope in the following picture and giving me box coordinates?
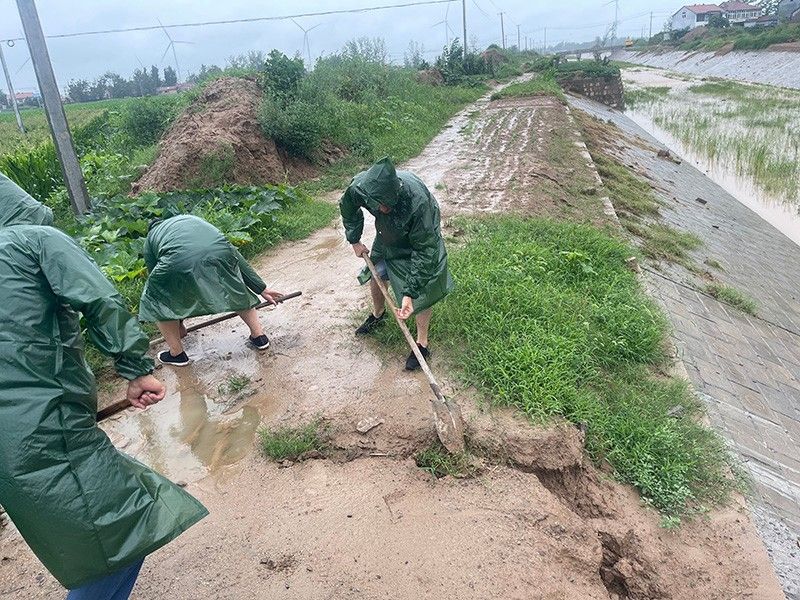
[612,48,800,89]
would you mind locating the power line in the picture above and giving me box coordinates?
[0,0,457,44]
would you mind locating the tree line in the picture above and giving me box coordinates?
[65,65,178,103]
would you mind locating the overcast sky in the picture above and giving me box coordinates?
[0,0,683,92]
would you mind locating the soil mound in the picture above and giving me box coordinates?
[133,77,317,194]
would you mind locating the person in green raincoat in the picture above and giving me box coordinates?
[0,173,207,598]
[339,157,454,370]
[139,214,284,366]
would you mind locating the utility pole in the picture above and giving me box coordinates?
[499,12,505,49]
[517,24,521,50]
[462,0,468,60]
[16,0,90,214]
[649,11,654,39]
[0,42,25,133]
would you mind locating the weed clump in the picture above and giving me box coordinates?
[491,75,566,103]
[259,419,327,462]
[415,445,476,479]
[704,283,757,315]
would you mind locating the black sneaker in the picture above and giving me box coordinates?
[405,344,430,371]
[355,311,386,335]
[249,334,270,350]
[158,350,190,367]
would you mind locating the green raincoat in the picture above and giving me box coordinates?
[339,157,453,313]
[0,173,207,589]
[139,215,267,322]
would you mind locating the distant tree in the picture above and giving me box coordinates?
[105,72,133,98]
[261,50,306,105]
[707,13,730,28]
[226,50,267,72]
[88,77,108,101]
[0,88,7,108]
[163,66,178,86]
[404,41,429,70]
[187,63,224,84]
[342,37,388,64]
[757,0,781,15]
[149,65,161,90]
[66,79,91,102]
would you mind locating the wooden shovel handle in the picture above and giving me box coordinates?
[361,255,441,393]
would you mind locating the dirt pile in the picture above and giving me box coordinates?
[133,77,317,194]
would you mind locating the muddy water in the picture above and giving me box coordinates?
[623,67,800,246]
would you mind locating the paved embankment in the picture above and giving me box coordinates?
[569,95,800,598]
[612,48,800,89]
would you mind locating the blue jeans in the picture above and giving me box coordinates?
[375,259,390,281]
[66,558,144,600]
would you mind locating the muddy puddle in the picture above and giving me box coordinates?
[622,67,800,246]
[101,314,289,482]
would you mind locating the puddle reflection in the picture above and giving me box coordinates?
[111,370,261,482]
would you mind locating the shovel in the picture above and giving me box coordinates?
[362,254,466,454]
[97,291,302,422]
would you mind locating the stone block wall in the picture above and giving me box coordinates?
[557,72,625,110]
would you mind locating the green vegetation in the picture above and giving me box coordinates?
[491,74,566,102]
[578,116,703,270]
[624,86,671,108]
[379,217,735,518]
[704,283,758,315]
[415,445,476,478]
[555,60,621,79]
[625,221,703,266]
[629,78,800,201]
[257,43,486,165]
[0,95,183,155]
[259,419,327,461]
[667,22,800,52]
[218,374,252,396]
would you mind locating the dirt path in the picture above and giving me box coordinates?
[0,90,785,599]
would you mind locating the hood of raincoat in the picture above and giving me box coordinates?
[0,172,54,228]
[351,157,402,209]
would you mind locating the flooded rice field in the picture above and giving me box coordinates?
[622,67,800,245]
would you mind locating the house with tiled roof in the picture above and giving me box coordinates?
[719,1,762,23]
[671,4,725,30]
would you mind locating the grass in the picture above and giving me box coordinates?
[415,445,476,479]
[665,22,800,52]
[219,374,251,396]
[593,152,662,217]
[0,95,184,155]
[704,283,757,315]
[259,419,327,461]
[491,75,566,103]
[576,112,704,270]
[377,216,736,518]
[626,77,800,202]
[626,221,703,266]
[624,86,671,108]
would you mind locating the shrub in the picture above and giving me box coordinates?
[119,97,180,146]
[261,50,306,105]
[259,98,325,159]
